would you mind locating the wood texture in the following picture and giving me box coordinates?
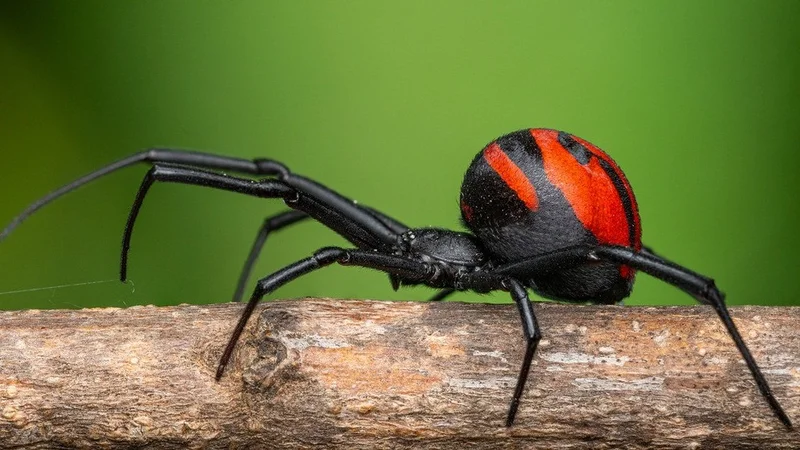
[0,299,797,449]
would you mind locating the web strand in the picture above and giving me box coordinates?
[0,279,119,296]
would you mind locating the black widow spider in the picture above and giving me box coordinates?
[0,128,792,429]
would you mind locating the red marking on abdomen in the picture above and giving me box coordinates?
[533,129,640,280]
[484,143,539,210]
[460,200,473,221]
[571,133,641,249]
[533,130,631,249]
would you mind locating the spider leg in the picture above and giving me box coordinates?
[596,246,793,430]
[280,173,399,246]
[428,289,456,302]
[362,206,409,234]
[640,245,659,258]
[233,210,309,303]
[447,271,540,426]
[496,245,793,429]
[503,279,541,427]
[0,149,289,242]
[233,207,409,303]
[2,148,406,250]
[121,164,292,280]
[216,246,432,380]
[121,164,403,280]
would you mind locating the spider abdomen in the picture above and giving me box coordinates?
[460,128,642,302]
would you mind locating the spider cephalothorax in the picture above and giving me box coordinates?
[387,228,491,291]
[1,128,791,429]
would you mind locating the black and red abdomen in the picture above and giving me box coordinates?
[460,129,642,303]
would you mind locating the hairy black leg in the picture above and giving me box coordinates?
[503,279,541,427]
[0,149,289,242]
[428,289,455,302]
[233,210,309,303]
[496,245,793,429]
[216,247,432,380]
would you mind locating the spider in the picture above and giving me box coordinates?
[0,128,791,428]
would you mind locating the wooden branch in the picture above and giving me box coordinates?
[0,300,797,449]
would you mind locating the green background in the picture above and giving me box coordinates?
[0,1,798,310]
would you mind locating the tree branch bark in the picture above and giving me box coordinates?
[0,300,797,449]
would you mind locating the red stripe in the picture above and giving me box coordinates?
[484,143,538,210]
[533,129,639,280]
[571,134,641,249]
[534,129,629,246]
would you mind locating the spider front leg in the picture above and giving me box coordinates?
[0,149,290,242]
[120,164,295,280]
[120,164,404,281]
[496,245,793,429]
[1,148,402,255]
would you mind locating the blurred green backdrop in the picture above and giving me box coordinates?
[0,1,798,310]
